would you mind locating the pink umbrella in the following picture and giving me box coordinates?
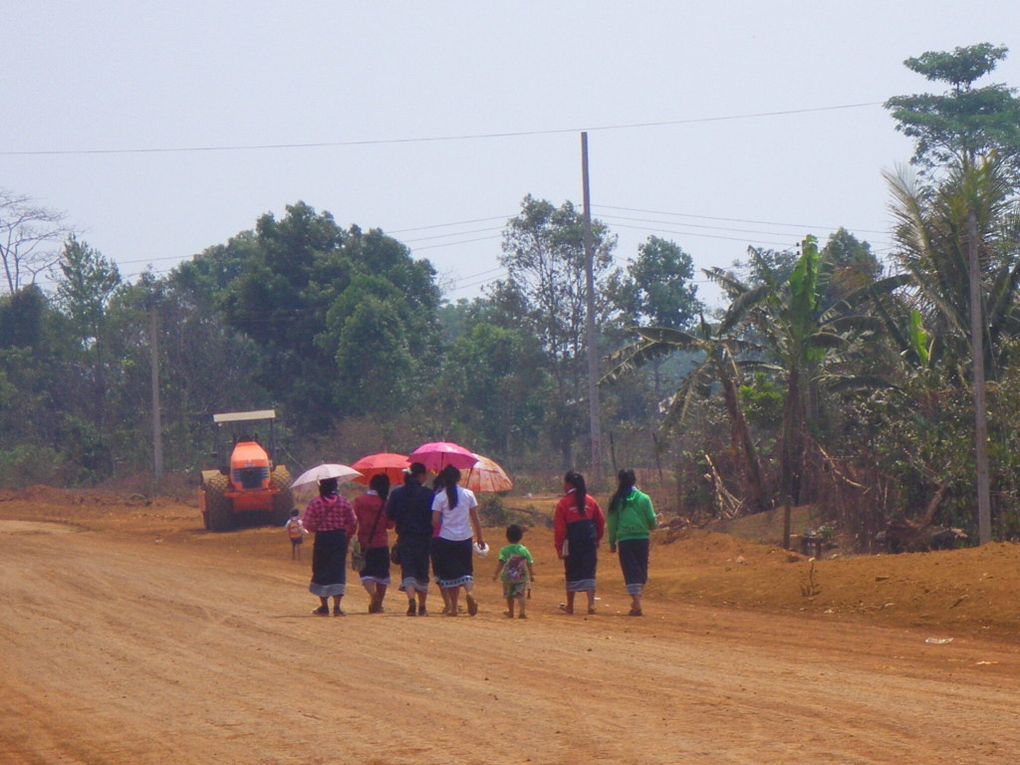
[463,454,513,493]
[408,441,478,472]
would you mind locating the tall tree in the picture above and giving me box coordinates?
[616,236,703,399]
[0,189,71,294]
[885,43,1020,177]
[489,195,620,467]
[54,236,121,432]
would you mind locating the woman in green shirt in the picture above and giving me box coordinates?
[607,469,658,616]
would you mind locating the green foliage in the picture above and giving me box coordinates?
[0,445,68,489]
[739,372,784,429]
[886,43,1020,175]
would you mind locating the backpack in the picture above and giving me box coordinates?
[502,554,528,584]
[287,520,304,540]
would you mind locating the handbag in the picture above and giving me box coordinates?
[350,539,365,572]
[352,499,386,572]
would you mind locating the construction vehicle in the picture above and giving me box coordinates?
[199,409,294,531]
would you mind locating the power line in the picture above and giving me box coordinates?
[594,204,891,236]
[1,102,881,157]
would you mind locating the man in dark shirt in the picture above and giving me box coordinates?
[385,462,435,615]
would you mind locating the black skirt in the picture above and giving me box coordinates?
[433,537,474,588]
[360,545,391,584]
[563,518,598,592]
[397,533,431,592]
[618,538,650,594]
[310,529,348,597]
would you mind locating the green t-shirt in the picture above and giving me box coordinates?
[607,489,658,545]
[498,542,533,582]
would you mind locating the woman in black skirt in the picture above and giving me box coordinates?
[431,466,486,616]
[302,477,358,616]
[353,474,392,613]
[607,469,658,616]
[553,471,606,615]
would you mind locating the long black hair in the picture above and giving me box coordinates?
[369,473,390,503]
[441,465,461,510]
[609,469,636,514]
[564,471,587,515]
[318,477,339,498]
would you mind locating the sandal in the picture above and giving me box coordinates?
[558,604,574,615]
[466,595,478,616]
[333,608,346,617]
[628,607,643,617]
[312,605,329,616]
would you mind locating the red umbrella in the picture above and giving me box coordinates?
[351,453,410,486]
[408,441,478,472]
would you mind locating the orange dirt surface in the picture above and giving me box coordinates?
[2,487,1019,764]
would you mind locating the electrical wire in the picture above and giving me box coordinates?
[2,102,881,157]
[593,203,890,236]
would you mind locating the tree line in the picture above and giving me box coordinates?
[2,44,1019,547]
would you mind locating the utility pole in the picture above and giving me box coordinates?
[581,131,603,484]
[968,210,992,544]
[149,301,164,488]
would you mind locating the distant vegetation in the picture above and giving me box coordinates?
[2,44,1019,547]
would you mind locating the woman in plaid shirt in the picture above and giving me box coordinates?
[303,477,358,616]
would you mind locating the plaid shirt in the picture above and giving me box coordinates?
[302,494,357,535]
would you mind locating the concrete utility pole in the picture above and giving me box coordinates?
[581,132,603,484]
[149,302,164,487]
[967,210,992,544]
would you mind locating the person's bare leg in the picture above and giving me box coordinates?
[630,594,643,615]
[465,584,478,616]
[416,589,428,616]
[313,596,329,615]
[374,584,388,612]
[505,597,514,617]
[563,591,575,614]
[332,596,345,616]
[446,586,460,615]
[517,594,527,619]
[586,591,596,614]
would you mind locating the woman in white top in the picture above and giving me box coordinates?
[431,465,486,616]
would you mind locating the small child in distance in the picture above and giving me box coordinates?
[492,524,535,619]
[285,509,308,560]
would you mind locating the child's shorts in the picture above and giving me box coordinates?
[503,581,527,599]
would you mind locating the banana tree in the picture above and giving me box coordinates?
[603,314,770,515]
[709,236,889,547]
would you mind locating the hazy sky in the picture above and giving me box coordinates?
[5,2,1020,307]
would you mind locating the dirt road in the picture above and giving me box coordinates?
[2,498,1019,764]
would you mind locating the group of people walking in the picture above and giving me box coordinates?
[290,465,657,618]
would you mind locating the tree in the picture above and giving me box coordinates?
[489,195,620,467]
[885,157,1020,377]
[603,316,770,515]
[54,236,121,434]
[885,43,1020,176]
[0,189,71,294]
[615,236,702,400]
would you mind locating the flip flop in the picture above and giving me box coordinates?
[312,605,329,616]
[467,596,478,616]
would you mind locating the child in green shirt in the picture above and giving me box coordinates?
[492,524,535,619]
